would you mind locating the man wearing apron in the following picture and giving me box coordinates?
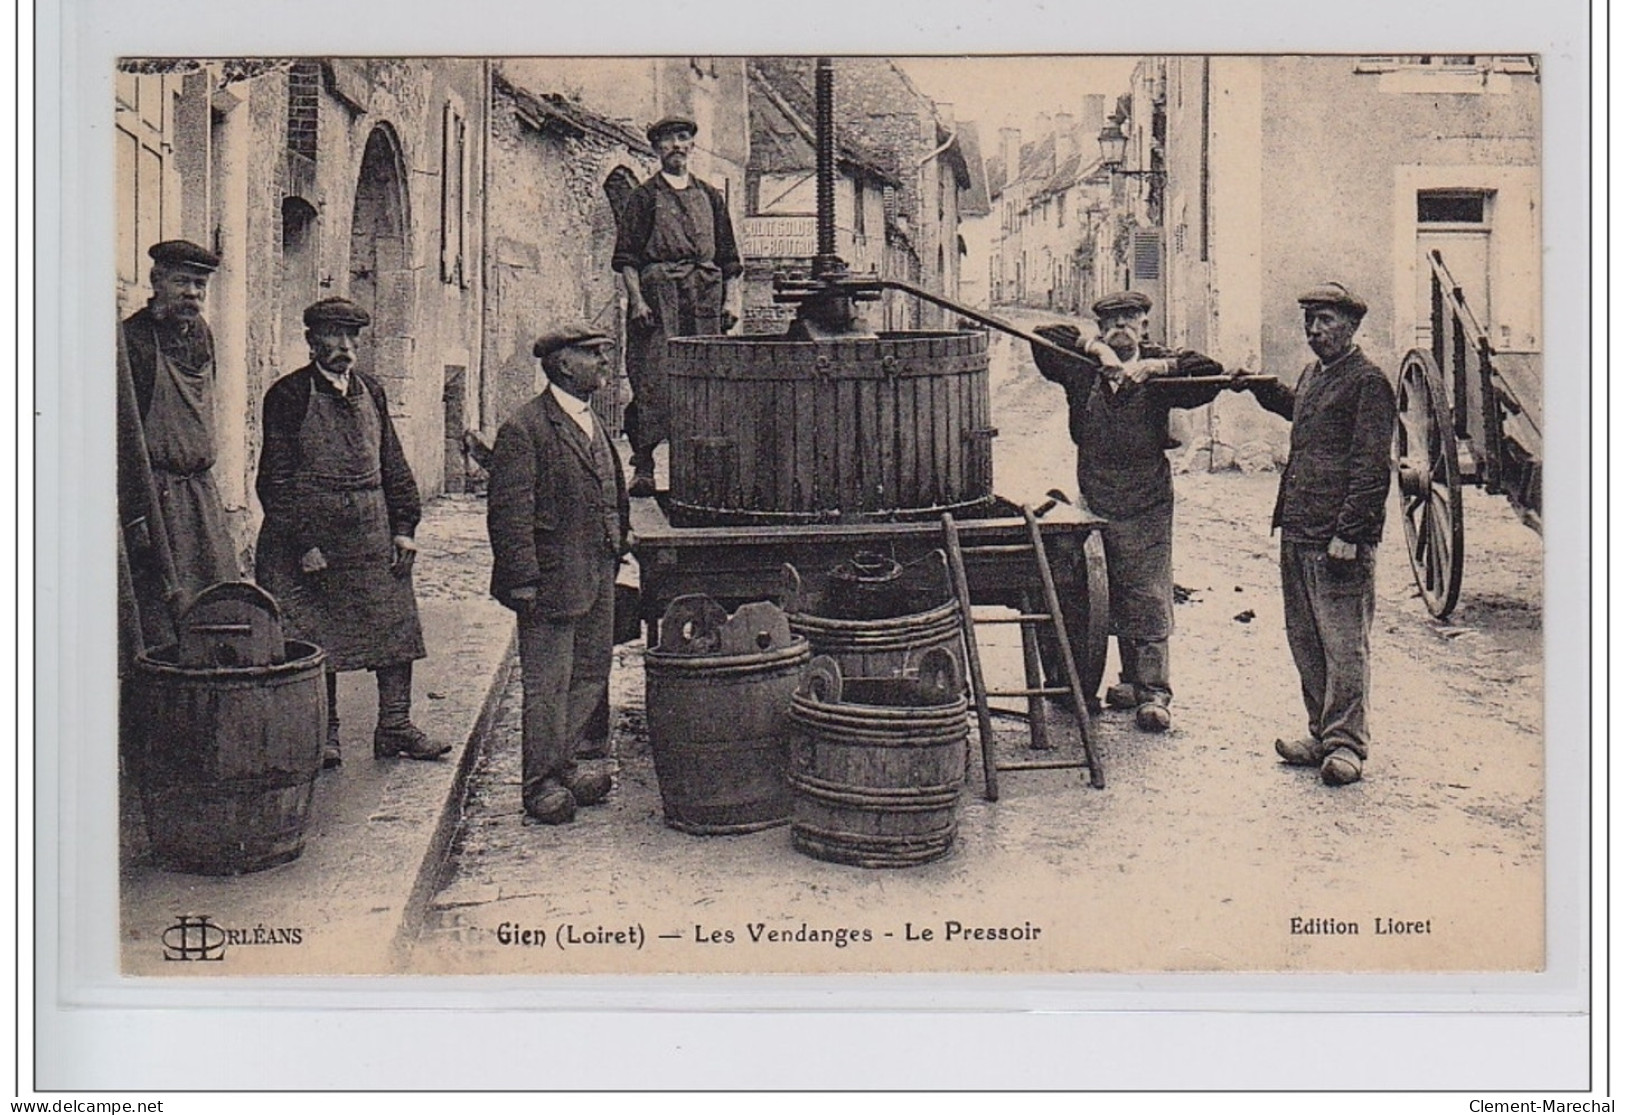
[611,115,742,497]
[255,297,448,769]
[1031,291,1229,733]
[120,240,240,645]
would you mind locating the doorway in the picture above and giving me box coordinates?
[348,125,414,403]
[443,365,466,494]
[1415,189,1492,349]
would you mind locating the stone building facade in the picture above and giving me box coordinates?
[1148,54,1541,463]
[116,56,752,561]
[117,58,489,559]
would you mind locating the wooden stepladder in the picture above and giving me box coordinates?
[941,508,1104,800]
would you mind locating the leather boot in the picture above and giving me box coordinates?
[322,671,342,770]
[372,663,450,760]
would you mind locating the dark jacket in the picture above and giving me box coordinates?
[486,390,631,620]
[1251,345,1397,545]
[255,365,422,555]
[611,173,743,278]
[122,305,215,417]
[1032,326,1225,519]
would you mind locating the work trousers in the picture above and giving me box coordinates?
[1097,498,1174,703]
[1279,540,1376,759]
[515,559,616,802]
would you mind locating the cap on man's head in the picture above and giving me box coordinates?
[1297,281,1367,320]
[646,115,698,146]
[534,324,615,360]
[303,297,372,330]
[148,239,220,273]
[1091,290,1153,318]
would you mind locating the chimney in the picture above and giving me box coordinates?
[1081,94,1106,133]
[1053,112,1075,165]
[999,127,1021,185]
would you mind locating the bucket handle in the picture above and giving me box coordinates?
[798,655,843,705]
[912,646,964,701]
[779,563,804,614]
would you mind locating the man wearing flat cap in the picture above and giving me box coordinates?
[487,325,631,824]
[1030,290,1229,732]
[1243,282,1396,786]
[119,240,240,645]
[255,297,447,769]
[612,114,743,497]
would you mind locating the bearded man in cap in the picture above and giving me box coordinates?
[1243,282,1395,786]
[611,115,743,497]
[255,297,448,769]
[1031,290,1229,732]
[119,240,240,643]
[487,325,631,824]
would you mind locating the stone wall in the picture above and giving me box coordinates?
[483,83,650,433]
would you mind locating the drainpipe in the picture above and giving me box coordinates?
[916,128,956,319]
[478,58,492,430]
[210,83,251,518]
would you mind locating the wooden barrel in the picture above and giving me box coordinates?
[788,653,968,868]
[126,640,328,875]
[666,331,995,525]
[644,596,811,835]
[790,600,965,683]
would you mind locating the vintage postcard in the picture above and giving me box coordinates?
[109,52,1550,980]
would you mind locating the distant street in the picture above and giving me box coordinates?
[415,317,1544,975]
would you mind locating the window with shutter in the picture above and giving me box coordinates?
[1132,229,1160,280]
[440,100,468,287]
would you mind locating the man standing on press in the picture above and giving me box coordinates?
[255,297,448,770]
[120,240,240,642]
[486,325,631,825]
[612,115,743,497]
[1243,282,1395,786]
[1031,291,1229,733]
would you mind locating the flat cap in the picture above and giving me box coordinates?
[646,115,698,145]
[1091,290,1153,318]
[534,323,614,359]
[302,297,372,330]
[148,239,220,272]
[1297,281,1367,318]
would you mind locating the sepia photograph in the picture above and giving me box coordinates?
[109,51,1549,980]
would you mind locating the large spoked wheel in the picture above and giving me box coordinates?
[1393,349,1464,619]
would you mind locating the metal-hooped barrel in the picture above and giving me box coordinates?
[789,599,965,684]
[644,602,811,835]
[788,653,968,868]
[126,639,328,875]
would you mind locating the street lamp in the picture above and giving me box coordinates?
[1097,121,1163,182]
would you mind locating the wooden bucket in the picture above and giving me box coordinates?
[788,651,968,868]
[666,331,996,525]
[790,599,965,683]
[127,639,328,875]
[644,596,810,835]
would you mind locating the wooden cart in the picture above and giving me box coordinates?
[1392,249,1543,618]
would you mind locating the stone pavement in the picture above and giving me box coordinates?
[118,494,515,975]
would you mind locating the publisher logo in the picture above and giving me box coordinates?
[162,915,226,961]
[159,915,304,960]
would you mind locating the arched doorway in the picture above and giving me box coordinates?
[348,125,414,409]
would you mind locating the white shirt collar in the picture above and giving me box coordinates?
[546,380,597,437]
[660,170,692,190]
[314,361,351,395]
